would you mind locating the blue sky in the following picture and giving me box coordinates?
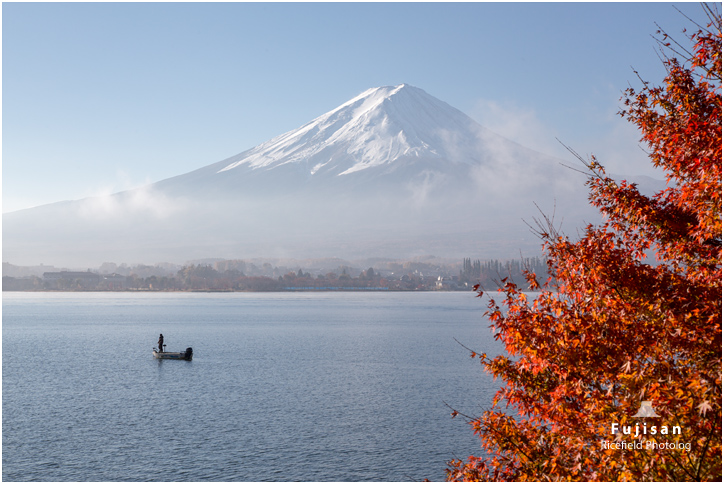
[2,2,711,212]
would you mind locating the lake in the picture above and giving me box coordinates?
[2,291,504,481]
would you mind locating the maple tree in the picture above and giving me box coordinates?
[447,7,721,481]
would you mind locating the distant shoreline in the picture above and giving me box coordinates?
[1,287,473,293]
[3,256,550,293]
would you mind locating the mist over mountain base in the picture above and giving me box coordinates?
[2,177,595,268]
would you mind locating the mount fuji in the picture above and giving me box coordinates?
[4,84,600,267]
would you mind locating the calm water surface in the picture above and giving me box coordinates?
[3,292,503,481]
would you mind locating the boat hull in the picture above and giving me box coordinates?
[153,348,193,360]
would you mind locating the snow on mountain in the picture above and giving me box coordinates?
[156,84,552,195]
[217,84,485,176]
[3,84,604,267]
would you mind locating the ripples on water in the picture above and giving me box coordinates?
[3,292,503,481]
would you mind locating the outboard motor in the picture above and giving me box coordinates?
[185,347,193,360]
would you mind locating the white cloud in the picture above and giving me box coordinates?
[469,99,560,156]
[468,96,665,179]
[76,171,186,220]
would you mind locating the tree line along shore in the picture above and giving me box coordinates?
[2,257,549,292]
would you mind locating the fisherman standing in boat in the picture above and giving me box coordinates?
[158,333,164,352]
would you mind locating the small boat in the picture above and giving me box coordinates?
[153,347,193,360]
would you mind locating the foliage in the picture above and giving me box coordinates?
[448,9,721,481]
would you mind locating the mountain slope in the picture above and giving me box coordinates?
[155,84,565,196]
[3,84,600,267]
[218,84,487,175]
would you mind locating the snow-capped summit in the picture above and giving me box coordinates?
[157,83,512,200]
[217,83,485,177]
